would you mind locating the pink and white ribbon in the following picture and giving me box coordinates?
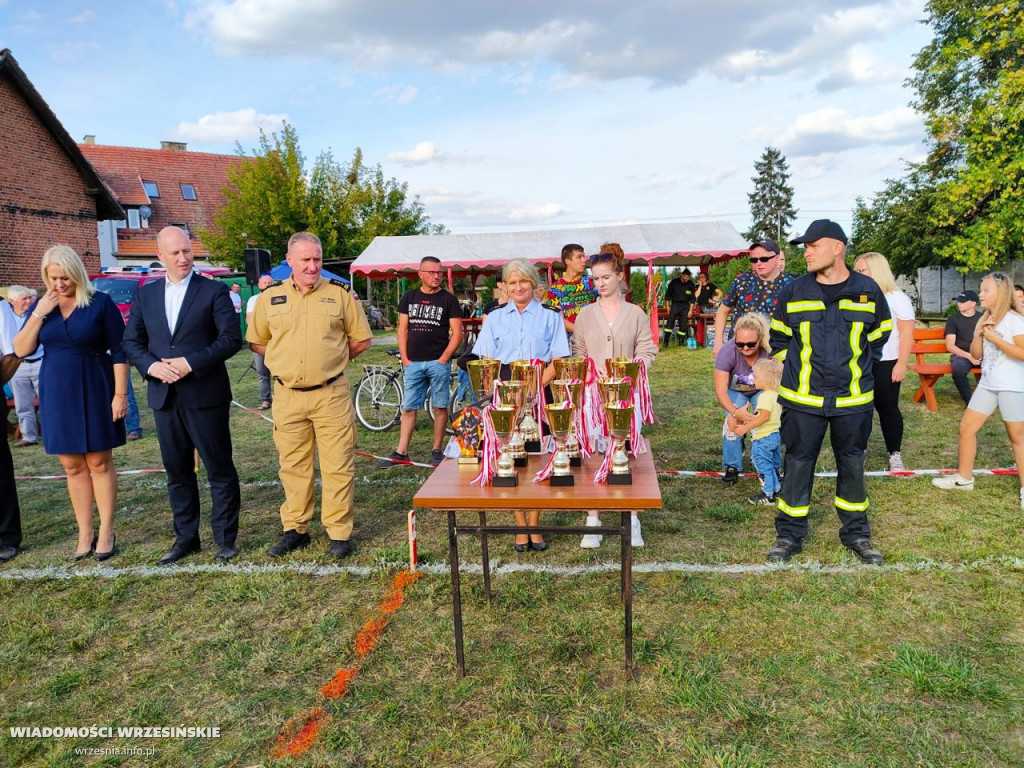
[564,377,592,459]
[633,356,656,425]
[594,398,631,484]
[471,405,501,486]
[582,357,604,449]
[533,401,572,483]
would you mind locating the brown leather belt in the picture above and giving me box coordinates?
[274,373,342,392]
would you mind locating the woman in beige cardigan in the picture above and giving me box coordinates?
[571,251,658,548]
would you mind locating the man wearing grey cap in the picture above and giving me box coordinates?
[712,238,792,359]
[945,290,982,405]
[767,219,891,564]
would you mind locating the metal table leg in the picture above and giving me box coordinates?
[623,509,633,675]
[479,510,492,603]
[448,510,466,677]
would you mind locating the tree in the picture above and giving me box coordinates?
[744,147,797,244]
[855,1,1024,273]
[202,124,444,271]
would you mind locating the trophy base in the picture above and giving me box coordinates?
[458,455,481,465]
[550,474,574,486]
[569,456,582,467]
[524,439,542,453]
[493,475,518,487]
[513,456,528,467]
[609,472,633,485]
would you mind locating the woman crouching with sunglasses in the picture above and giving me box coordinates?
[713,312,771,486]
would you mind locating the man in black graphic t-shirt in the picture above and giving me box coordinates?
[380,256,463,468]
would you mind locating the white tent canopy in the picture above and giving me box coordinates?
[351,222,750,278]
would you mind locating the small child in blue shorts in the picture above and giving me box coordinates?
[728,358,784,504]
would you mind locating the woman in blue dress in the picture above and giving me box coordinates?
[15,245,129,561]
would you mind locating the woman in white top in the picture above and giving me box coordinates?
[571,251,657,548]
[854,253,915,471]
[933,273,1024,507]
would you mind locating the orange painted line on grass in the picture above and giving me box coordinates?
[269,569,422,759]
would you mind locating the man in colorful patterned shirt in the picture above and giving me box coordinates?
[547,243,596,335]
[712,238,792,358]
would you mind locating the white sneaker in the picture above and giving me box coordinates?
[932,474,974,490]
[580,517,603,549]
[631,517,645,548]
[888,451,906,471]
[1019,487,1023,510]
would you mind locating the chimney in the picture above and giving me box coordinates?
[160,141,188,152]
[82,135,95,145]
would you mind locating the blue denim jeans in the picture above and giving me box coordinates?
[402,360,452,410]
[751,431,782,496]
[722,389,759,470]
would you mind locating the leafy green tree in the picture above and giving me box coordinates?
[744,147,797,244]
[202,124,444,271]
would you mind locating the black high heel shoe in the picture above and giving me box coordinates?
[95,533,117,562]
[528,535,548,552]
[513,535,529,553]
[74,532,99,562]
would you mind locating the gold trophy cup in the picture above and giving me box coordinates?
[456,359,501,464]
[596,377,632,405]
[488,406,520,487]
[543,404,575,486]
[606,357,642,382]
[495,381,528,467]
[511,360,543,453]
[552,357,588,382]
[550,378,585,466]
[603,403,634,485]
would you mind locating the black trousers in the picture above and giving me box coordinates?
[775,408,873,544]
[153,392,240,547]
[872,359,904,454]
[0,401,22,549]
[665,303,691,341]
[950,355,976,404]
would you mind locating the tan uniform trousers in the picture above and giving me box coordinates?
[272,375,356,540]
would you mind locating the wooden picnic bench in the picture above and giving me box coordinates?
[908,326,979,412]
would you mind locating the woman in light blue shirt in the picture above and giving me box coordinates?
[473,258,569,552]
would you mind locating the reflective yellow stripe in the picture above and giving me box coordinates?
[868,318,893,341]
[777,499,809,517]
[774,350,787,361]
[835,496,869,512]
[798,322,813,395]
[779,386,824,407]
[837,391,874,407]
[770,319,793,336]
[787,300,826,313]
[848,322,864,397]
[838,299,876,314]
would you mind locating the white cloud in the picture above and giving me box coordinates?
[376,84,418,104]
[47,41,99,64]
[189,0,927,86]
[387,141,478,167]
[72,10,94,23]
[419,187,568,226]
[694,166,740,191]
[173,108,289,143]
[776,106,922,156]
[815,44,906,92]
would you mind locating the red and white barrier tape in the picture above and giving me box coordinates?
[231,400,274,423]
[656,467,1021,479]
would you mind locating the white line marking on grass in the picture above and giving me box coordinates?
[3,557,1022,582]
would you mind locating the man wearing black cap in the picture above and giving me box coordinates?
[945,290,982,405]
[767,219,891,564]
[712,238,791,358]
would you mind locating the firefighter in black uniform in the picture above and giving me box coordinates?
[767,220,892,564]
[663,270,696,346]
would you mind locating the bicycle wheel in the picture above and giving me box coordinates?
[354,371,403,431]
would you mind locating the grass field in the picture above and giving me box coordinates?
[1,342,1022,767]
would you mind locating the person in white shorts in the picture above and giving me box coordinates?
[933,272,1024,508]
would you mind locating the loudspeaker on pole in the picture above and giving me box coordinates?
[243,248,272,285]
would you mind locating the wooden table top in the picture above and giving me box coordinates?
[413,440,663,511]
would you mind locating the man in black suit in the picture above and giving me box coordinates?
[123,226,242,564]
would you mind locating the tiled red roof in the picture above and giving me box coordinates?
[78,143,247,261]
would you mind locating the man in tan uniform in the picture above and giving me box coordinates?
[247,231,372,559]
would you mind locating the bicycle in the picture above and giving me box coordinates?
[353,349,469,433]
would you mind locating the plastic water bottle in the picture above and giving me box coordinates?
[686,337,697,350]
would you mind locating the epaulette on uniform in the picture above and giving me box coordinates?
[329,279,351,291]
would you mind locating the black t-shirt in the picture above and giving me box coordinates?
[818,277,849,303]
[945,311,981,353]
[398,288,463,362]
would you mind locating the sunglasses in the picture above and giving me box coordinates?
[749,255,777,264]
[734,340,760,349]
[588,252,616,266]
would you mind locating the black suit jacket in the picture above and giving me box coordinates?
[123,274,241,410]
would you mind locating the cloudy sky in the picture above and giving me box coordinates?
[1,0,932,240]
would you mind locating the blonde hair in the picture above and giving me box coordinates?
[733,312,770,353]
[980,272,1020,327]
[856,252,899,294]
[753,357,783,391]
[503,258,540,289]
[40,245,94,308]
